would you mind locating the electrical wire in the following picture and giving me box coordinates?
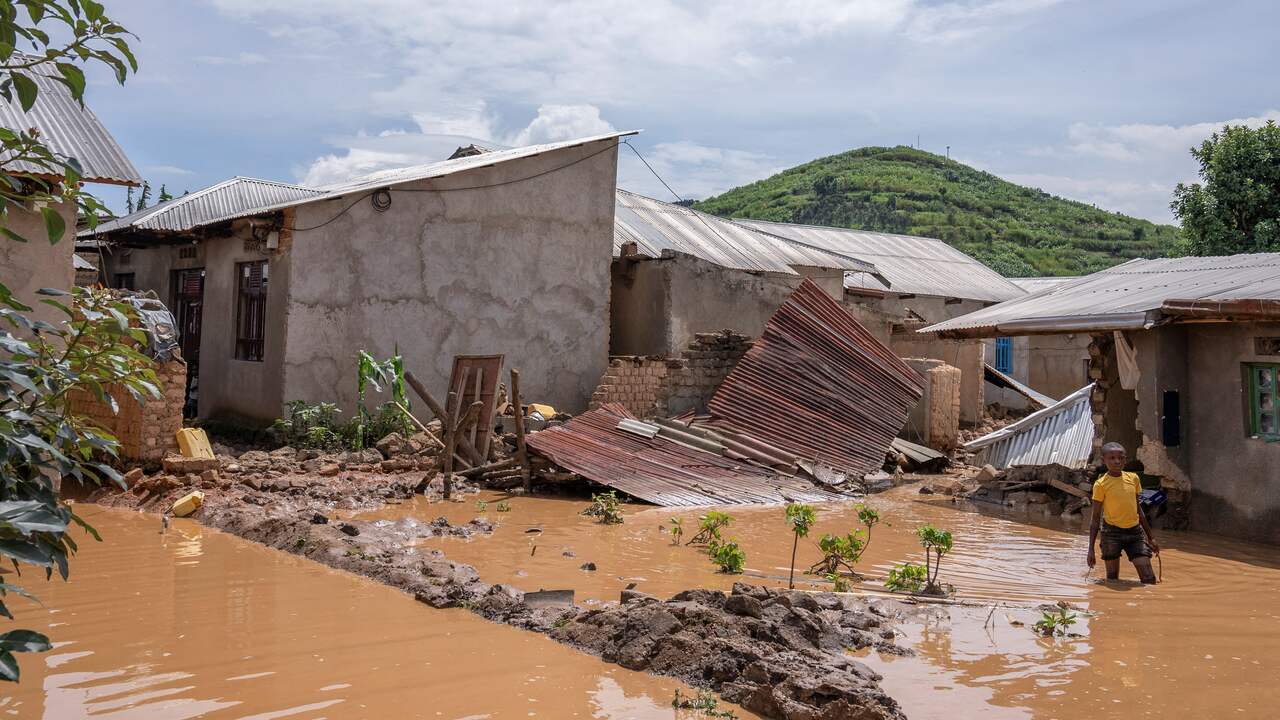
[288,140,620,233]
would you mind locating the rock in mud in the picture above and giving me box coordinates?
[579,562,597,572]
[339,523,360,537]
[310,513,329,525]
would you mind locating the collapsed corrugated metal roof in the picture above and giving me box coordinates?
[964,383,1095,469]
[984,363,1055,409]
[735,218,1025,303]
[707,278,925,478]
[922,253,1280,337]
[614,190,879,275]
[525,404,844,506]
[84,178,326,235]
[0,66,140,185]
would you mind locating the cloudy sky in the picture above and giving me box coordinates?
[84,0,1278,224]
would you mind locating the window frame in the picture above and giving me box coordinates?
[1246,362,1280,442]
[234,260,269,362]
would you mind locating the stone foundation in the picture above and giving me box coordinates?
[589,330,752,419]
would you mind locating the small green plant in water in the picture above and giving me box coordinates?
[672,688,737,718]
[688,510,733,545]
[916,525,954,596]
[825,571,850,593]
[495,501,512,513]
[708,539,746,574]
[885,562,928,593]
[1034,607,1078,637]
[668,517,684,545]
[582,491,623,524]
[476,500,488,513]
[785,503,817,589]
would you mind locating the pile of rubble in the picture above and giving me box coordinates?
[960,463,1095,517]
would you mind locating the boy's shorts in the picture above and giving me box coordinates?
[1100,522,1151,561]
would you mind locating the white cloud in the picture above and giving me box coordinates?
[144,164,195,176]
[510,105,615,146]
[618,141,785,201]
[1004,172,1171,220]
[193,51,267,66]
[1065,110,1280,162]
[904,0,1065,43]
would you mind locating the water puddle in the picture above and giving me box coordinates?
[2,507,759,719]
[359,486,1280,719]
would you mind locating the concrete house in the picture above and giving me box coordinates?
[0,69,140,322]
[82,132,630,422]
[924,253,1280,544]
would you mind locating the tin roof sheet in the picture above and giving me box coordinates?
[707,278,925,478]
[1010,276,1082,293]
[525,404,844,506]
[735,219,1025,302]
[614,190,878,275]
[0,67,140,185]
[964,383,1095,469]
[984,363,1055,408]
[85,177,326,235]
[923,253,1280,337]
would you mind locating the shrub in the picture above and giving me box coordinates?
[581,491,623,524]
[1034,607,1078,637]
[708,539,746,574]
[688,510,733,545]
[785,503,816,589]
[916,525,954,596]
[885,563,927,593]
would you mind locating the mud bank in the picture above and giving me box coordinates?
[93,476,912,720]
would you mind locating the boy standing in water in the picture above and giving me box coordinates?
[1087,442,1160,583]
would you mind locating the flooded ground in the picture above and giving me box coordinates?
[1,507,759,720]
[358,486,1280,719]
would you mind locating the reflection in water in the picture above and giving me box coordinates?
[4,508,758,719]
[359,487,1280,719]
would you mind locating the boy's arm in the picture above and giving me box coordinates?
[1138,500,1160,554]
[1087,499,1103,567]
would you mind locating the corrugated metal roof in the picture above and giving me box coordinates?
[525,404,844,506]
[82,131,636,239]
[615,190,878,275]
[84,177,326,235]
[1010,276,1081,293]
[965,383,1095,469]
[73,253,96,271]
[923,253,1280,337]
[0,66,140,185]
[984,363,1055,408]
[735,218,1025,302]
[707,278,924,478]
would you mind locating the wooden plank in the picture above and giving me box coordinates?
[1048,477,1089,499]
[405,369,484,466]
[510,368,531,491]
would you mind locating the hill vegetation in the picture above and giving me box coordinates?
[694,146,1180,277]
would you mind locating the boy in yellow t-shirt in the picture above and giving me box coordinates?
[1086,442,1160,583]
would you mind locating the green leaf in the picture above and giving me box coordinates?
[40,207,65,244]
[0,630,50,654]
[10,72,37,112]
[70,513,101,542]
[0,650,18,682]
[0,540,52,568]
[54,63,85,103]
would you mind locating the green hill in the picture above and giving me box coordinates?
[693,146,1180,277]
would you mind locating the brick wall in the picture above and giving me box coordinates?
[67,358,186,462]
[590,330,753,419]
[902,358,962,450]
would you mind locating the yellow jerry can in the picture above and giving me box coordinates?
[526,403,556,418]
[171,490,205,518]
[175,428,214,459]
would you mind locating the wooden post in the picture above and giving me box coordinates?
[471,368,484,455]
[445,401,481,499]
[441,391,458,500]
[405,369,484,466]
[393,401,445,450]
[510,368,532,492]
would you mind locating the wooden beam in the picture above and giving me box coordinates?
[510,368,532,492]
[405,369,484,466]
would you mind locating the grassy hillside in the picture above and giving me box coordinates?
[694,146,1180,277]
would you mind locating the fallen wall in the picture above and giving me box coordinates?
[889,333,984,425]
[67,358,185,462]
[589,331,752,418]
[902,358,961,450]
[284,140,619,416]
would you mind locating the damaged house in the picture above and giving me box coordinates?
[923,253,1280,544]
[81,132,631,422]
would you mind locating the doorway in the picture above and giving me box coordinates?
[172,268,205,417]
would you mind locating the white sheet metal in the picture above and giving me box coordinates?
[614,190,878,275]
[965,383,1095,469]
[736,218,1026,302]
[86,178,326,235]
[924,254,1280,336]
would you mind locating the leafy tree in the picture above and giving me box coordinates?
[0,0,140,682]
[157,183,172,202]
[0,0,137,243]
[1172,121,1280,256]
[134,179,150,210]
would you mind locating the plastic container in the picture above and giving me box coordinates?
[175,428,214,459]
[526,403,556,418]
[171,490,204,518]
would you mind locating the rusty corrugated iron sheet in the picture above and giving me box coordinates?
[707,278,924,478]
[526,404,844,506]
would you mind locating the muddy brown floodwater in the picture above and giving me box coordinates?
[357,486,1280,720]
[0,506,761,719]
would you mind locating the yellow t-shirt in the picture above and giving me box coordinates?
[1093,471,1142,529]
